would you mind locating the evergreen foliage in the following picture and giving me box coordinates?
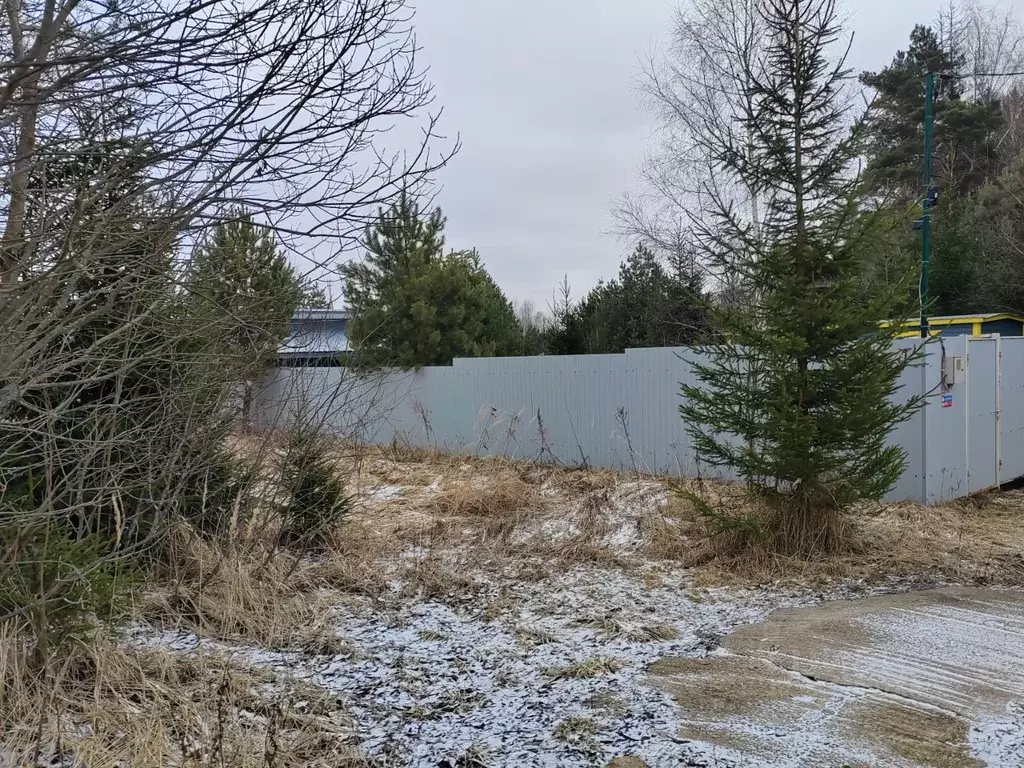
[1,143,268,647]
[976,154,1024,314]
[278,425,352,551]
[539,276,594,356]
[680,0,922,553]
[340,193,520,367]
[927,197,986,315]
[190,217,328,368]
[857,11,1024,318]
[586,245,709,353]
[860,24,1004,202]
[0,516,136,656]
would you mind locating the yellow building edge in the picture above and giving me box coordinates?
[879,314,1023,339]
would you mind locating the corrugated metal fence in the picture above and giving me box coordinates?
[254,337,1024,503]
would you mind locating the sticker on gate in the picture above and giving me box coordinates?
[941,393,953,408]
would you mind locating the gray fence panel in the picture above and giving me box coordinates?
[967,338,999,494]
[255,337,1024,503]
[885,340,928,503]
[624,347,692,476]
[918,337,968,502]
[1000,337,1024,483]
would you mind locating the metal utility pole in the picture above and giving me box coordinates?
[920,71,936,338]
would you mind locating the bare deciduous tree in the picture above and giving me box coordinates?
[0,0,451,649]
[618,0,765,304]
[959,0,1024,101]
[513,300,552,333]
[1,0,453,278]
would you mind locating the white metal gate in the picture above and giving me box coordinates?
[998,337,1024,485]
[965,337,999,492]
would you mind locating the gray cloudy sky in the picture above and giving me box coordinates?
[405,0,1020,307]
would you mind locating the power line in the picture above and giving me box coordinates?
[971,70,1024,78]
[942,70,1024,79]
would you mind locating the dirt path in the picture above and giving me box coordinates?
[650,587,1024,767]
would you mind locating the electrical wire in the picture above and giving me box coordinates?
[941,70,1024,79]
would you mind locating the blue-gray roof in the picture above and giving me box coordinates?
[279,309,350,357]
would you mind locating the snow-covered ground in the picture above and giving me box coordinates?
[127,458,1024,767]
[971,705,1024,767]
[133,567,940,767]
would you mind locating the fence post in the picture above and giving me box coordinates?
[964,335,970,494]
[996,335,1003,488]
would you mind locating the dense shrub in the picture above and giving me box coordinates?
[277,428,351,550]
[177,448,259,537]
[0,516,138,655]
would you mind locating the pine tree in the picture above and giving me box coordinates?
[681,0,921,554]
[587,244,709,353]
[928,197,986,315]
[860,24,1004,201]
[340,193,520,367]
[192,217,325,359]
[977,153,1024,314]
[189,216,324,421]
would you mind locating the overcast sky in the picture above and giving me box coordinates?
[395,0,1021,308]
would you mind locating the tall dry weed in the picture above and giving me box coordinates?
[432,470,538,518]
[0,623,367,767]
[143,523,347,653]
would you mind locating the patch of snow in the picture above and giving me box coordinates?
[267,571,822,766]
[401,546,432,560]
[970,703,1024,767]
[845,592,1024,760]
[679,587,1024,768]
[657,676,884,768]
[130,568,941,767]
[535,519,580,541]
[603,521,642,550]
[367,484,404,501]
[131,570,817,766]
[850,601,1024,713]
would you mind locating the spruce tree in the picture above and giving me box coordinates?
[681,0,921,554]
[540,276,594,355]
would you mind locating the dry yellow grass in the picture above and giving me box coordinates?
[545,657,623,680]
[397,549,481,600]
[7,437,1024,767]
[667,490,1024,586]
[431,469,539,518]
[143,524,352,654]
[575,614,680,642]
[309,440,1024,588]
[854,493,1024,580]
[0,623,367,768]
